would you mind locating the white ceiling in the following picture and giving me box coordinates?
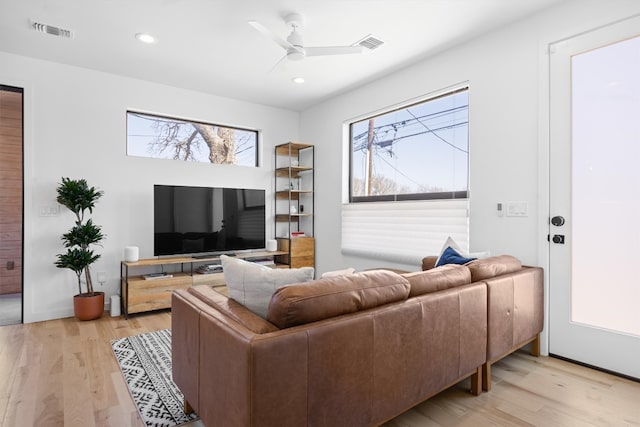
[0,0,567,111]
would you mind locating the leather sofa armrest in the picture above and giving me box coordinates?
[172,289,211,414]
[421,256,438,271]
[485,266,544,363]
[188,285,279,334]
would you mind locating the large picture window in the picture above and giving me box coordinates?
[349,87,468,201]
[343,86,470,263]
[127,111,258,167]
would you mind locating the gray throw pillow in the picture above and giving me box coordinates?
[221,255,315,318]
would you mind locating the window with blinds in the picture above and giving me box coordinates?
[343,86,470,263]
[341,199,469,264]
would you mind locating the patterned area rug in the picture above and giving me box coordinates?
[111,329,199,427]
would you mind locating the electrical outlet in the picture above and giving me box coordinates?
[97,271,107,283]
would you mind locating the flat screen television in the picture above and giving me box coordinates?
[154,184,266,257]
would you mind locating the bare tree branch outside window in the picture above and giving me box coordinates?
[126,111,258,167]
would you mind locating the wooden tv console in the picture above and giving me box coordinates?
[120,251,287,318]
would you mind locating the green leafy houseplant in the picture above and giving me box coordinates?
[54,178,105,296]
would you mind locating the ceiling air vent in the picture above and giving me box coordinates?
[356,35,384,50]
[31,20,74,39]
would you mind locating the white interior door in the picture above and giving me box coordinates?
[549,17,640,379]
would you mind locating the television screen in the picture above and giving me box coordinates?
[154,185,266,256]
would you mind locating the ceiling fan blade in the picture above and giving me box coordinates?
[267,54,288,74]
[248,20,293,51]
[304,45,364,57]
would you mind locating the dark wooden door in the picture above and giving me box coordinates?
[0,86,23,302]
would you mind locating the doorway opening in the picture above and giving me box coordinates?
[0,85,24,326]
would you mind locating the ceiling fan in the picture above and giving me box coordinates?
[248,13,365,62]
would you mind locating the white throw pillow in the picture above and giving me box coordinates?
[221,255,314,318]
[321,267,356,278]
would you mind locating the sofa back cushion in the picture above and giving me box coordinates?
[466,255,522,282]
[267,270,410,329]
[402,264,471,297]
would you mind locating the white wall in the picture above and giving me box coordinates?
[4,0,640,324]
[300,0,640,276]
[0,52,299,322]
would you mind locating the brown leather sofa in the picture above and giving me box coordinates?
[172,255,543,426]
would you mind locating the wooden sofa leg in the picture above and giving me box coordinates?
[184,399,194,415]
[470,366,482,396]
[531,334,541,357]
[482,362,491,392]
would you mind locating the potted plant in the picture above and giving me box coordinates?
[54,177,106,320]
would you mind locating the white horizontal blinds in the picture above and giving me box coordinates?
[341,199,469,265]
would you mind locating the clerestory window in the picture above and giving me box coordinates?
[126,111,258,167]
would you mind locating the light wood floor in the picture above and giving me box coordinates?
[0,293,21,326]
[1,311,638,427]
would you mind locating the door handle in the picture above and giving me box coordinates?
[551,216,565,226]
[552,234,565,244]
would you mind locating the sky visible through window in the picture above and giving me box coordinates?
[351,90,469,197]
[127,112,258,167]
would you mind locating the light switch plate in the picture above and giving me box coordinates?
[506,201,528,217]
[39,205,60,216]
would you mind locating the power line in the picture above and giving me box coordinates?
[352,105,468,142]
[406,108,468,153]
[353,121,468,152]
[373,147,424,190]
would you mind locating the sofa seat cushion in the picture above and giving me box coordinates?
[402,264,472,297]
[267,270,410,329]
[221,255,315,318]
[466,255,522,282]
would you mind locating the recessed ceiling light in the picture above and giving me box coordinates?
[292,77,305,84]
[135,33,156,44]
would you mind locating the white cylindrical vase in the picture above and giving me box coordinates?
[110,295,121,317]
[124,246,139,262]
[266,239,278,252]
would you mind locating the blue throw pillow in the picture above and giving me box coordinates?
[435,246,476,267]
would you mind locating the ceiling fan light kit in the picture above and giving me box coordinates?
[287,46,306,61]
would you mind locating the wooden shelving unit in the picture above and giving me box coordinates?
[274,142,315,269]
[120,250,287,318]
